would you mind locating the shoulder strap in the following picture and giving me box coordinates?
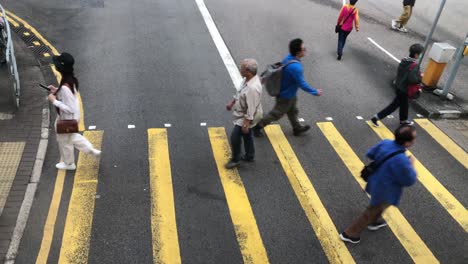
[375,149,406,168]
[283,59,300,68]
[340,7,355,25]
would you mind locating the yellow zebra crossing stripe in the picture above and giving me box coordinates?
[208,127,270,264]
[148,129,181,264]
[414,119,468,169]
[264,125,355,264]
[317,122,438,263]
[58,131,103,264]
[35,170,66,264]
[367,122,468,232]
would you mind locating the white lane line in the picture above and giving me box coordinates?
[128,125,135,129]
[195,0,243,91]
[388,115,394,119]
[298,118,305,122]
[88,126,96,130]
[200,122,207,127]
[356,116,363,120]
[164,124,172,128]
[367,37,401,63]
[416,114,424,118]
[325,117,333,121]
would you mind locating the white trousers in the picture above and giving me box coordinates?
[55,119,94,165]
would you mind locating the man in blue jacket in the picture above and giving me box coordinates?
[340,125,417,244]
[254,38,322,137]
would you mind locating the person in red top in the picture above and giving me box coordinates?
[336,0,360,60]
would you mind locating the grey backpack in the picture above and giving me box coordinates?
[260,60,299,96]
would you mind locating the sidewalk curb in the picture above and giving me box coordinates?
[4,74,51,263]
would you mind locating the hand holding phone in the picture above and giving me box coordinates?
[39,84,51,91]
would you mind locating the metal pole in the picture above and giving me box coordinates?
[418,0,446,65]
[441,32,468,96]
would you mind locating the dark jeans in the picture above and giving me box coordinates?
[345,203,390,237]
[259,97,301,130]
[377,91,409,121]
[337,30,351,56]
[230,125,254,162]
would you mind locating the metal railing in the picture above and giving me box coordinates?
[1,5,20,109]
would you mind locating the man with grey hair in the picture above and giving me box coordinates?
[225,58,263,169]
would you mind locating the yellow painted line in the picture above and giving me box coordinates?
[264,125,354,264]
[43,52,50,57]
[148,129,181,264]
[415,119,468,169]
[23,31,30,36]
[6,11,59,55]
[208,127,269,263]
[318,122,438,263]
[367,122,468,232]
[76,92,85,132]
[5,11,86,130]
[33,41,41,46]
[3,15,20,28]
[35,170,66,264]
[58,131,103,264]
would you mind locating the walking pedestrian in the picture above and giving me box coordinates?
[340,125,417,244]
[392,0,416,33]
[254,38,322,137]
[371,44,423,127]
[225,59,263,169]
[47,52,101,170]
[336,0,360,61]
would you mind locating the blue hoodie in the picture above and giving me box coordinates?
[279,54,319,99]
[365,139,417,206]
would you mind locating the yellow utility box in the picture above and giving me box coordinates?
[422,43,456,88]
[464,46,468,56]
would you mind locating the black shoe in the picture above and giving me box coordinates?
[371,116,380,127]
[224,160,240,169]
[337,55,342,61]
[241,156,255,162]
[339,232,360,244]
[253,126,264,138]
[400,120,414,126]
[293,125,311,136]
[367,221,388,231]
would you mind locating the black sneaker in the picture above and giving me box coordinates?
[371,117,380,127]
[400,120,414,126]
[337,55,342,61]
[224,160,240,169]
[241,156,255,162]
[368,221,388,231]
[293,125,311,136]
[339,232,360,244]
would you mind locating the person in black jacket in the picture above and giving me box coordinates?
[392,0,416,33]
[371,44,423,127]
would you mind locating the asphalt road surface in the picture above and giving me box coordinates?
[6,0,467,263]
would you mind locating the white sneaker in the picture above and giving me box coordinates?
[397,26,408,33]
[56,162,76,170]
[391,19,397,28]
[91,149,101,158]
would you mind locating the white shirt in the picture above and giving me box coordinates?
[53,85,81,121]
[232,75,263,127]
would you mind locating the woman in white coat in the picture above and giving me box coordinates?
[47,53,101,170]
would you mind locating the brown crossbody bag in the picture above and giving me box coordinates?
[55,84,79,134]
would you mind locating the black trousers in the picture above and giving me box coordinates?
[377,91,409,121]
[230,125,254,162]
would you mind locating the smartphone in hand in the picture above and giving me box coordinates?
[39,84,51,91]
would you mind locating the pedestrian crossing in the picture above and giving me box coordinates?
[35,119,466,263]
